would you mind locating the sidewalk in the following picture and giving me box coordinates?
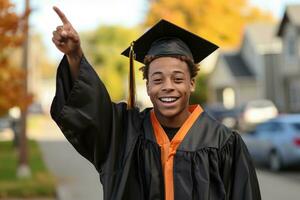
[29,115,103,200]
[38,141,103,200]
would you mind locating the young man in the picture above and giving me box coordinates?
[51,6,261,200]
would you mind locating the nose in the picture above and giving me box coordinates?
[161,78,175,92]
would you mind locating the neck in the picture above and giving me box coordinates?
[154,107,191,128]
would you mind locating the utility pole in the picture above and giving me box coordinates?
[18,0,31,178]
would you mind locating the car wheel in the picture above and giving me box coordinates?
[269,151,282,171]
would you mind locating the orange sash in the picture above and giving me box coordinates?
[150,105,203,200]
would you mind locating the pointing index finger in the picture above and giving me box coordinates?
[53,6,70,25]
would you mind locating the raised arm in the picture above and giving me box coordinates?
[52,6,82,80]
[50,7,125,172]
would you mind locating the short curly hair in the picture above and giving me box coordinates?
[139,55,200,80]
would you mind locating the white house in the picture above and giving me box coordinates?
[208,22,282,110]
[277,4,300,112]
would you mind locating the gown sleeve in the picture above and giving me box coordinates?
[50,55,124,172]
[220,132,261,200]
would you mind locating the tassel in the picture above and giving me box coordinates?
[127,42,136,109]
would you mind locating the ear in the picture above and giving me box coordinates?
[190,78,196,92]
[146,80,150,96]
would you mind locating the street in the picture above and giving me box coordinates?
[257,169,300,199]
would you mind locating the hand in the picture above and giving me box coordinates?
[52,6,82,57]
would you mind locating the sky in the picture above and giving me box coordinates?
[11,0,300,60]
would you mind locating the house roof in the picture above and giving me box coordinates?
[245,23,279,46]
[223,53,255,78]
[277,4,300,36]
[243,22,282,54]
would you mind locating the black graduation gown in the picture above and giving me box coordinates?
[51,56,261,200]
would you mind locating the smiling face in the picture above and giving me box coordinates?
[147,57,195,127]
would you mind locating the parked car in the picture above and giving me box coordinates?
[204,105,239,129]
[238,99,278,132]
[0,115,11,132]
[1,107,21,133]
[28,102,44,114]
[242,114,300,171]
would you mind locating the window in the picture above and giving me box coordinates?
[287,37,296,57]
[256,122,283,134]
[292,123,300,132]
[284,26,298,64]
[223,87,235,109]
[256,123,273,132]
[289,80,300,110]
[269,122,283,133]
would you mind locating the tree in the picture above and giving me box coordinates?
[81,25,141,101]
[0,0,32,116]
[145,0,273,48]
[190,74,208,104]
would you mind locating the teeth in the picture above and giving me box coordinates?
[160,97,177,102]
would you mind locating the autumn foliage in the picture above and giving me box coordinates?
[145,0,273,48]
[0,0,32,116]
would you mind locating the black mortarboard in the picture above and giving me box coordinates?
[121,19,219,109]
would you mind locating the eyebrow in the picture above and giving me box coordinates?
[173,70,184,75]
[150,72,163,77]
[150,70,185,77]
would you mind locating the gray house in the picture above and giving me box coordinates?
[208,22,282,109]
[277,5,300,112]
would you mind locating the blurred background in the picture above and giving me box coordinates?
[1,0,300,199]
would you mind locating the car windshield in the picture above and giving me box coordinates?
[248,101,273,108]
[291,123,300,132]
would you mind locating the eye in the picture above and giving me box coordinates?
[174,77,184,83]
[153,78,162,84]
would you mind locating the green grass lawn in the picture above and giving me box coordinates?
[0,140,56,198]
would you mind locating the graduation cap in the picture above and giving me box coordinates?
[121,19,218,109]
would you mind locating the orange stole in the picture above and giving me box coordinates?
[150,105,203,200]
